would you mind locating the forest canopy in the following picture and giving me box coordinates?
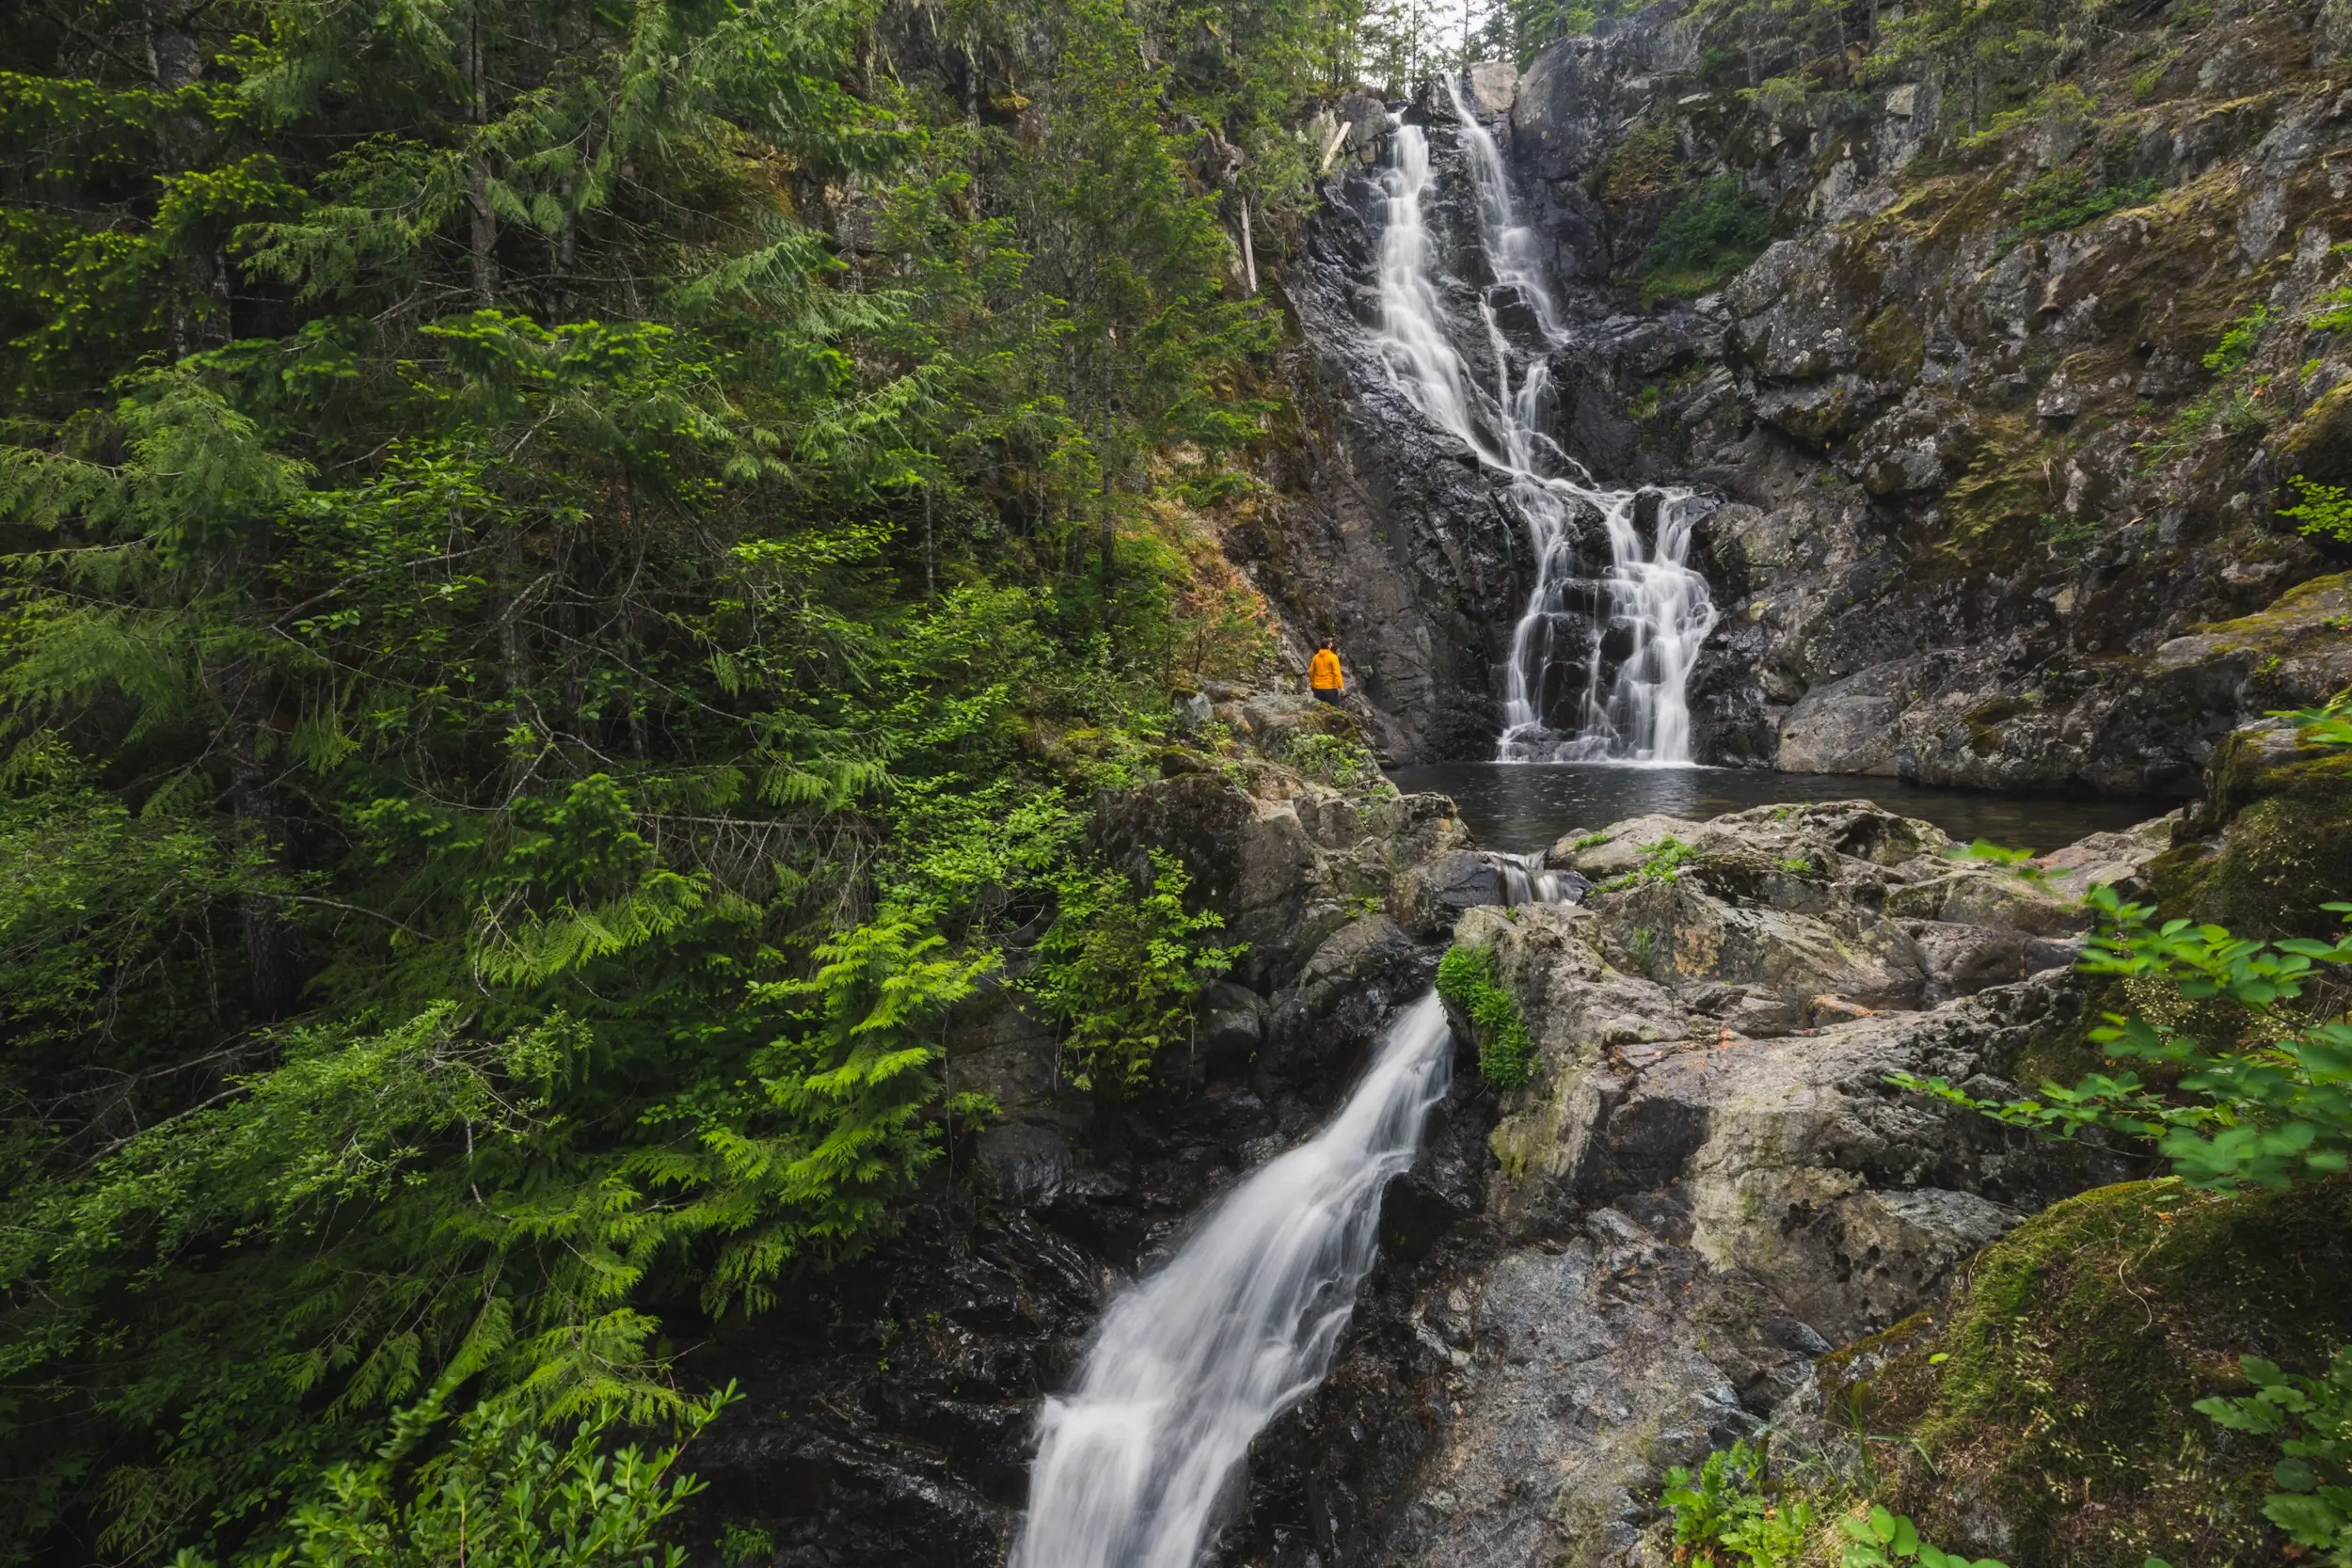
[0,0,1436,1558]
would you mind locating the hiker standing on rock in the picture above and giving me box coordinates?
[1308,638,1344,705]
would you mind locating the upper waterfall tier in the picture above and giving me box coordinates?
[1369,77,1717,765]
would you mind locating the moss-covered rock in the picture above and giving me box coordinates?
[1825,1179,2352,1568]
[2274,379,2352,486]
[2152,718,2352,938]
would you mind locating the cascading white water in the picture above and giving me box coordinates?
[1373,76,1719,765]
[1008,994,1454,1568]
[1495,848,1575,905]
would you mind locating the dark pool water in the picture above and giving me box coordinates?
[1384,761,2173,856]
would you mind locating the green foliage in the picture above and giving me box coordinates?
[2284,477,2352,544]
[1841,1504,2010,1568]
[1662,1441,1821,1567]
[0,0,1318,1555]
[1864,0,2079,141]
[1944,836,2053,879]
[1663,1440,1762,1555]
[716,1522,777,1568]
[1281,729,1387,789]
[2312,285,2352,337]
[1895,882,2352,1190]
[2205,306,2279,375]
[2197,1349,2352,1562]
[1990,166,2161,258]
[1025,850,1239,1096]
[1636,177,1774,307]
[2040,512,2102,565]
[189,1386,730,1568]
[1435,943,1536,1089]
[2139,306,2287,466]
[1598,834,1701,891]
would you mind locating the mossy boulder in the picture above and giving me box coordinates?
[2274,380,2352,487]
[2153,721,2352,939]
[1825,1178,2352,1568]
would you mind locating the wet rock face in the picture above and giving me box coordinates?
[1218,802,2144,1568]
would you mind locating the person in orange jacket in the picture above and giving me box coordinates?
[1308,638,1343,704]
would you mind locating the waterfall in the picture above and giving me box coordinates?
[1373,76,1718,765]
[1495,848,1584,906]
[1008,993,1454,1568]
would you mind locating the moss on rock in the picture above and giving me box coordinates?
[1826,1178,2352,1567]
[2152,716,2352,939]
[2275,379,2352,486]
[2181,749,2352,938]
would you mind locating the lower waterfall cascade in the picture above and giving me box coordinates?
[1006,993,1454,1568]
[1374,77,1719,765]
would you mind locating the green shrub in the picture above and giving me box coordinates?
[1840,1505,2009,1568]
[2283,476,2352,544]
[1025,850,1242,1097]
[2039,512,2102,565]
[1281,729,1385,790]
[2197,1348,2352,1560]
[2205,305,2278,374]
[1636,177,1773,306]
[1658,1442,1999,1568]
[171,1385,731,1568]
[1662,1440,1820,1566]
[1896,815,2352,1189]
[1435,943,1536,1089]
[1992,168,2163,257]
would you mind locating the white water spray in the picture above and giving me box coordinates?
[1374,77,1717,764]
[1008,994,1454,1568]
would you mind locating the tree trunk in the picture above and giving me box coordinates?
[466,5,498,306]
[233,749,300,1022]
[1099,335,1116,628]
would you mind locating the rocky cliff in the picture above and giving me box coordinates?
[1261,0,2352,789]
[1210,800,2160,1567]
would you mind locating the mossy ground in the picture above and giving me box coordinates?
[1822,1179,2352,1567]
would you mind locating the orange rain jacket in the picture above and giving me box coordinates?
[1308,647,1343,690]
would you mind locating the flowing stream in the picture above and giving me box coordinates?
[1375,79,1718,764]
[1008,993,1454,1568]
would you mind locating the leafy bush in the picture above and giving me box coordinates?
[1435,942,1536,1089]
[1661,1440,1819,1566]
[1636,177,1774,306]
[2283,476,2352,544]
[2197,1348,2352,1561]
[2138,305,2285,467]
[1840,1504,2009,1568]
[172,1384,729,1568]
[1895,879,2352,1190]
[1281,730,1385,789]
[1025,850,1240,1097]
[1659,1442,2003,1568]
[2204,306,2279,374]
[2039,513,2102,565]
[1992,167,2163,257]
